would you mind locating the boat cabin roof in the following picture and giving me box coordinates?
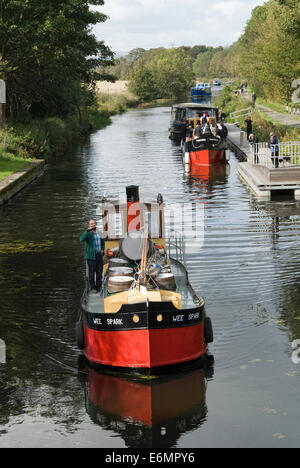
[172,103,218,110]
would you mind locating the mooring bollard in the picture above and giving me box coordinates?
[0,339,6,364]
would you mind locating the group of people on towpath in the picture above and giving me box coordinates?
[234,82,256,108]
[245,116,279,167]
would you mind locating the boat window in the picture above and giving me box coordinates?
[103,208,126,239]
[186,109,195,119]
[175,109,181,121]
[140,205,161,238]
[180,109,186,120]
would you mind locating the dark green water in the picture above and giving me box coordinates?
[0,106,300,448]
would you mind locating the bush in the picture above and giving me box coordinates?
[0,105,113,162]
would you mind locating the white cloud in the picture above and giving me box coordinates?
[211,1,244,19]
[94,0,266,53]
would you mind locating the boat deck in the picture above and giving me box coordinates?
[85,258,199,314]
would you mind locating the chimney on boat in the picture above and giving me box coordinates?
[126,185,140,232]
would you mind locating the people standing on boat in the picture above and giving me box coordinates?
[193,121,202,139]
[268,133,279,168]
[216,123,224,138]
[200,113,207,126]
[209,120,216,134]
[221,122,228,138]
[185,123,194,142]
[181,119,187,143]
[80,219,105,293]
[216,123,223,137]
[203,122,211,134]
[244,116,253,139]
[216,122,228,139]
[248,133,259,164]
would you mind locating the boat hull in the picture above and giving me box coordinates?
[189,149,226,166]
[81,304,207,369]
[184,133,227,167]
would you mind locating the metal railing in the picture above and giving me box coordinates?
[286,105,300,116]
[229,107,253,123]
[166,230,186,266]
[249,141,300,168]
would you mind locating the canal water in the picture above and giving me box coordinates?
[0,106,300,448]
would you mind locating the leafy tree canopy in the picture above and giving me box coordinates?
[0,0,114,119]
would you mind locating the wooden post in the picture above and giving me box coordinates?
[0,80,6,129]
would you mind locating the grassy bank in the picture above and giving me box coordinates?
[0,90,139,180]
[216,85,248,119]
[0,156,30,181]
[96,91,139,115]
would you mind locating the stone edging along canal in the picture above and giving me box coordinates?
[0,159,45,206]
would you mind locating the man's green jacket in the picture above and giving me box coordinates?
[80,230,105,260]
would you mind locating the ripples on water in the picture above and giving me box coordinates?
[0,106,300,447]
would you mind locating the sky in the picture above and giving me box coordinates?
[93,0,266,55]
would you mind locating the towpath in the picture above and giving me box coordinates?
[241,90,300,130]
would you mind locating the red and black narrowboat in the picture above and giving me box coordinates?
[76,186,213,371]
[169,103,229,168]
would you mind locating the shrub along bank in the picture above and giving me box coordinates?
[0,91,138,177]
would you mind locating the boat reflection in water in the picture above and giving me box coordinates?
[79,358,213,448]
[187,163,231,195]
[189,162,230,183]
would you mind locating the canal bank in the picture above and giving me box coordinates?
[0,159,45,206]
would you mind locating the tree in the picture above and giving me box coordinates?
[0,0,114,119]
[126,48,146,64]
[236,0,300,102]
[128,61,158,102]
[149,48,195,99]
[193,49,214,79]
